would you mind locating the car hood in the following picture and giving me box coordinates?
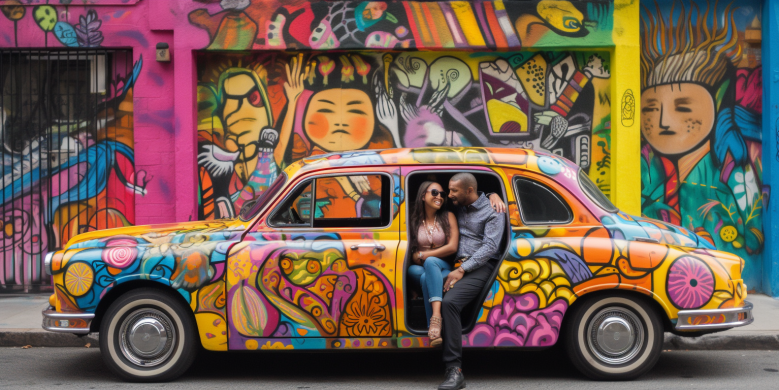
[601,212,716,250]
[64,219,247,250]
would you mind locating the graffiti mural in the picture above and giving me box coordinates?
[188,0,613,51]
[0,53,144,288]
[640,0,766,287]
[197,50,613,219]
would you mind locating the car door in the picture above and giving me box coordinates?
[226,167,400,350]
[397,165,508,342]
[469,167,607,348]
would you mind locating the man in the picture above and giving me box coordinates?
[438,172,506,390]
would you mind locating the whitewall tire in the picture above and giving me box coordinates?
[565,294,663,380]
[99,288,198,382]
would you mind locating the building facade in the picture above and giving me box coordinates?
[0,0,775,296]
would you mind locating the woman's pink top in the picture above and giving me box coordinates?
[416,219,447,251]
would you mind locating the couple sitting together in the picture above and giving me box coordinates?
[407,173,507,390]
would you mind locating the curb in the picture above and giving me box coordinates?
[663,333,779,351]
[2,330,778,350]
[0,329,98,348]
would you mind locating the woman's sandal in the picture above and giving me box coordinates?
[429,316,443,347]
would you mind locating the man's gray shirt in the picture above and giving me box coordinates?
[455,193,506,272]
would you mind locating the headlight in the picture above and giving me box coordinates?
[44,252,54,276]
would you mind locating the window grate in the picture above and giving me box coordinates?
[0,49,134,291]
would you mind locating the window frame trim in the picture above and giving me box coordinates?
[266,171,394,231]
[512,176,574,226]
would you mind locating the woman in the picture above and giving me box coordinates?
[407,181,459,346]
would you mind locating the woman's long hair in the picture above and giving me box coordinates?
[409,181,451,254]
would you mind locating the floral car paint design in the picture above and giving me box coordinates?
[43,147,752,381]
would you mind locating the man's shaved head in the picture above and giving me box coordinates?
[449,173,478,207]
[450,173,477,192]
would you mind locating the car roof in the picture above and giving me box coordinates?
[284,147,582,179]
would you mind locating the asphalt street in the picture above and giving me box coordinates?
[1,347,778,389]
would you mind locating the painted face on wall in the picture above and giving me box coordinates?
[304,88,375,152]
[640,83,715,156]
[362,2,386,21]
[222,73,270,180]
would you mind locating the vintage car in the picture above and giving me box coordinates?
[42,147,752,382]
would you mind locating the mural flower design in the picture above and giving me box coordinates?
[64,262,94,297]
[339,269,392,337]
[101,238,139,269]
[667,256,714,309]
[465,292,567,347]
[340,297,391,337]
[75,10,104,47]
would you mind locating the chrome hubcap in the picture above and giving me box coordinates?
[119,308,175,367]
[587,307,644,365]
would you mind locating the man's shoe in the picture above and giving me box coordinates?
[438,367,466,390]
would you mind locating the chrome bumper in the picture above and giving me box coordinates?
[675,301,754,331]
[42,307,94,334]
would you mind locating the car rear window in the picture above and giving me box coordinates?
[514,177,572,224]
[578,170,618,213]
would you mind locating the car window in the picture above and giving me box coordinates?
[313,174,390,228]
[578,169,618,212]
[268,181,313,227]
[514,177,572,224]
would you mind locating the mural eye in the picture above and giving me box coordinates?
[281,258,293,274]
[248,89,264,108]
[306,260,321,274]
[563,17,580,29]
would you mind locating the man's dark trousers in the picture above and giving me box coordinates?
[441,260,496,368]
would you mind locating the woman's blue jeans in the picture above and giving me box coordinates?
[408,257,452,326]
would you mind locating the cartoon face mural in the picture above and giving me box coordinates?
[197,50,613,220]
[640,0,766,288]
[0,52,144,288]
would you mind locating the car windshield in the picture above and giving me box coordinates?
[578,169,618,213]
[238,173,287,222]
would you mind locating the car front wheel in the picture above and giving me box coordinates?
[100,288,197,382]
[565,294,663,380]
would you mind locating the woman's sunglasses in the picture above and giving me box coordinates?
[426,189,447,197]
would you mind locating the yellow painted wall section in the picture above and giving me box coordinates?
[611,0,641,215]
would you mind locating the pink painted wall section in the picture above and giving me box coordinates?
[0,0,186,226]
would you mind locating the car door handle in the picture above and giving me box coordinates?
[634,237,660,243]
[350,243,386,251]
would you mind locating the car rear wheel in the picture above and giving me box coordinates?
[100,288,197,382]
[565,294,663,380]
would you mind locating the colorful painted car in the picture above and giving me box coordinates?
[42,147,753,381]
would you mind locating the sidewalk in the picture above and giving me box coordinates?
[0,293,777,349]
[0,294,98,347]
